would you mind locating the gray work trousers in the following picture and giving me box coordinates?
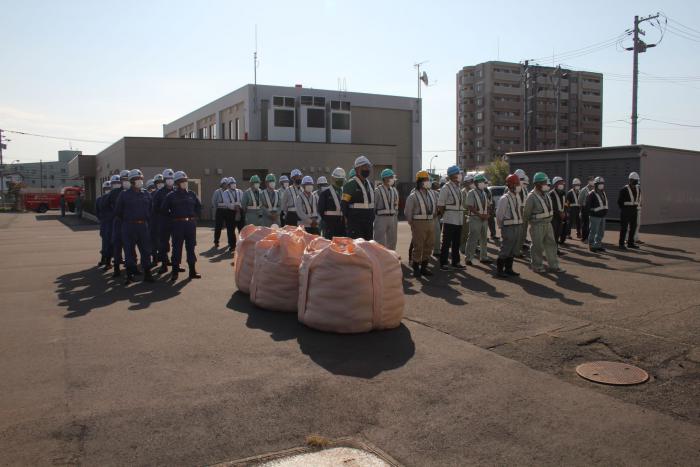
[529,220,559,269]
[499,224,523,259]
[373,214,398,250]
[466,216,488,261]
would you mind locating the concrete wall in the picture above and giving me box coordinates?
[113,137,398,220]
[351,106,413,178]
[641,147,700,224]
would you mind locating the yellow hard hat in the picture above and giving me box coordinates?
[416,170,430,181]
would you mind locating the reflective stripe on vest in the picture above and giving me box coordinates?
[324,188,342,216]
[592,192,608,212]
[568,189,580,207]
[247,189,259,210]
[533,192,553,219]
[624,185,641,206]
[300,192,318,218]
[349,176,375,209]
[503,193,523,226]
[471,189,488,215]
[413,190,435,220]
[262,189,279,211]
[552,191,564,212]
[376,185,398,215]
[444,182,462,211]
[285,186,300,212]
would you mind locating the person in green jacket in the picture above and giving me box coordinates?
[523,172,565,273]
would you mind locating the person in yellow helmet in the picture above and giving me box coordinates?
[404,170,437,278]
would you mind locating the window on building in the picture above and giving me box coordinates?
[313,97,325,107]
[284,97,295,107]
[210,124,216,139]
[475,139,483,148]
[307,108,325,128]
[273,96,284,106]
[476,126,483,134]
[475,83,483,93]
[300,95,313,105]
[274,109,295,127]
[476,111,483,120]
[332,113,350,130]
[476,97,483,106]
[235,118,241,139]
[61,168,66,173]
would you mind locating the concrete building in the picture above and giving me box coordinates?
[457,61,603,168]
[1,150,83,191]
[506,145,700,224]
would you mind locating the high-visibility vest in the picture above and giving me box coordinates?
[567,188,580,207]
[299,192,318,218]
[551,190,564,212]
[349,176,375,209]
[262,189,279,211]
[592,192,608,212]
[443,182,463,211]
[246,188,260,210]
[623,185,641,206]
[503,192,523,226]
[413,190,435,220]
[324,188,343,216]
[470,189,488,215]
[285,186,301,212]
[532,192,553,219]
[376,185,398,215]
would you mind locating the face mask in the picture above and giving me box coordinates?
[304,185,314,193]
[179,181,188,190]
[597,184,604,190]
[573,185,581,190]
[387,179,395,186]
[252,183,260,190]
[281,182,289,189]
[556,184,564,192]
[630,180,638,186]
[294,178,301,185]
[122,180,131,190]
[334,179,344,188]
[477,182,486,190]
[112,183,122,189]
[541,185,550,192]
[156,182,164,190]
[421,181,431,189]
[360,169,371,178]
[134,180,144,189]
[515,186,522,193]
[229,184,236,190]
[104,189,111,195]
[268,182,276,189]
[588,182,594,188]
[320,184,329,190]
[166,179,174,187]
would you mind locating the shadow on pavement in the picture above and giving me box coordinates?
[511,275,584,306]
[640,221,700,239]
[199,246,233,263]
[55,266,187,317]
[36,214,98,232]
[226,291,416,379]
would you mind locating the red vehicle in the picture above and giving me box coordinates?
[22,186,83,213]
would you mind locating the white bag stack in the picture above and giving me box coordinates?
[234,224,274,294]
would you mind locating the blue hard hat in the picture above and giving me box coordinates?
[291,169,302,178]
[447,165,460,177]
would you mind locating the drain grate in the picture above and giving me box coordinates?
[576,361,649,386]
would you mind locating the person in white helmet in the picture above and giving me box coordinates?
[566,178,582,239]
[617,171,641,249]
[513,169,530,257]
[295,175,320,234]
[107,169,130,278]
[96,180,113,268]
[226,177,245,251]
[549,176,568,250]
[281,169,303,226]
[578,176,595,242]
[317,167,346,239]
[342,155,375,240]
[162,171,202,281]
[154,168,177,274]
[585,176,608,252]
[277,175,290,225]
[212,177,230,248]
[459,173,474,255]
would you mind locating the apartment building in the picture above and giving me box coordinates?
[1,150,83,190]
[456,61,603,168]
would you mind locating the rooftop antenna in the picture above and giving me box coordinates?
[253,25,259,115]
[414,61,428,99]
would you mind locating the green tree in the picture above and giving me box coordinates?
[484,157,509,186]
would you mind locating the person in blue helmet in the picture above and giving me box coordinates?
[107,169,129,277]
[154,168,177,274]
[162,171,202,282]
[295,175,320,234]
[281,169,303,226]
[114,169,155,285]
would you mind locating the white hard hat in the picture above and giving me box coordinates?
[629,172,640,181]
[119,169,130,179]
[522,175,530,184]
[331,167,346,179]
[162,168,174,179]
[279,175,289,183]
[572,178,581,185]
[316,176,328,185]
[594,176,605,184]
[102,181,111,189]
[146,179,155,188]
[551,176,564,185]
[354,155,371,168]
[220,177,228,185]
[290,169,302,178]
[464,173,474,182]
[229,177,237,184]
[514,169,526,179]
[128,169,143,180]
[174,171,188,182]
[110,174,121,183]
[301,175,314,185]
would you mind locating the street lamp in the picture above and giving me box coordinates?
[429,154,438,174]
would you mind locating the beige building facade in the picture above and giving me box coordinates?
[457,61,603,168]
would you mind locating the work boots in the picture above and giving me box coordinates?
[170,269,179,282]
[143,268,155,283]
[158,263,168,274]
[412,262,421,278]
[124,268,135,285]
[188,263,201,279]
[496,258,508,278]
[103,258,112,271]
[112,263,121,278]
[420,262,432,277]
[505,257,520,276]
[97,256,106,267]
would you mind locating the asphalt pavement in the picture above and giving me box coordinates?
[0,212,698,466]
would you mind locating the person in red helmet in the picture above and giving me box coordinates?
[495,174,524,278]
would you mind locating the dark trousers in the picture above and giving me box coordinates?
[568,207,581,238]
[347,220,373,240]
[619,208,638,246]
[321,216,346,239]
[172,220,197,267]
[305,226,321,235]
[112,218,124,265]
[150,218,160,260]
[440,223,463,266]
[159,217,172,262]
[122,223,152,272]
[284,211,299,227]
[230,216,245,250]
[222,210,235,248]
[488,215,497,238]
[100,221,112,258]
[214,208,226,244]
[581,210,590,241]
[552,215,568,245]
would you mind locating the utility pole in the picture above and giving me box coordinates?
[521,61,529,151]
[627,13,660,145]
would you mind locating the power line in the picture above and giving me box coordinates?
[2,129,113,144]
[527,31,630,63]
[638,117,700,128]
[665,16,700,36]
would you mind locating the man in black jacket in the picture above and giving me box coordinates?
[617,171,641,249]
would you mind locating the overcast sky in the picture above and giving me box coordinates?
[1,0,699,172]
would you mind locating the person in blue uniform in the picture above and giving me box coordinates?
[162,171,202,282]
[150,173,165,265]
[96,180,112,267]
[114,169,154,285]
[154,168,177,274]
[107,169,129,277]
[99,175,121,271]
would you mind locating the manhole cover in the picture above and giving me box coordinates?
[576,361,649,385]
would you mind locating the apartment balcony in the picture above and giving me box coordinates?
[492,100,521,110]
[493,71,521,82]
[493,128,521,138]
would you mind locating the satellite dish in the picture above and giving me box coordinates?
[420,71,429,86]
